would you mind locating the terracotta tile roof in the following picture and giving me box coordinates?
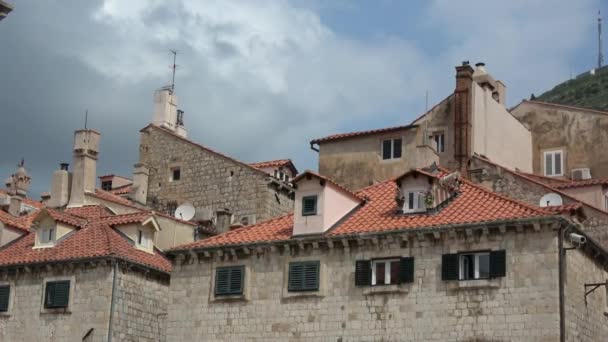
[109,184,133,195]
[0,189,44,209]
[100,211,153,226]
[513,171,572,186]
[46,208,88,228]
[172,170,550,251]
[0,210,171,273]
[310,124,417,145]
[545,203,583,214]
[0,210,37,232]
[249,159,298,175]
[65,205,114,219]
[292,170,364,200]
[91,189,142,209]
[551,178,608,189]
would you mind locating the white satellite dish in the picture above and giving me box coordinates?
[174,202,196,221]
[539,193,563,207]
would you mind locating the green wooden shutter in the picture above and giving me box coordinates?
[215,266,244,295]
[302,196,318,216]
[399,257,415,283]
[354,260,371,286]
[0,285,10,312]
[45,280,70,308]
[489,250,506,278]
[442,254,459,280]
[289,261,319,292]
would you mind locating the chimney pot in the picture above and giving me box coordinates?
[462,60,470,66]
[60,163,69,171]
[475,62,485,67]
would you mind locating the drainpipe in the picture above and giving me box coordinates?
[558,224,566,342]
[108,261,118,342]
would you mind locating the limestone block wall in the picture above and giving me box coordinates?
[111,267,169,342]
[167,228,563,341]
[0,264,113,342]
[564,246,608,341]
[139,126,293,225]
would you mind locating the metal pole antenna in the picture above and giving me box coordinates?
[84,109,88,129]
[599,10,604,69]
[170,49,178,92]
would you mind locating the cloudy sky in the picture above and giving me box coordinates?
[1,0,606,196]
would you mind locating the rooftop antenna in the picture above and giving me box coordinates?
[599,10,604,69]
[425,90,429,112]
[84,109,88,129]
[169,49,178,92]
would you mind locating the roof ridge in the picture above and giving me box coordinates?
[515,100,608,116]
[459,178,551,215]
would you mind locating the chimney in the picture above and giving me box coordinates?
[453,61,474,174]
[68,129,100,207]
[495,80,506,104]
[152,88,178,131]
[215,208,232,234]
[175,109,188,138]
[49,163,71,208]
[131,163,150,205]
[40,192,51,204]
[472,62,496,90]
[8,196,21,217]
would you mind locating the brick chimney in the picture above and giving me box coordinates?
[453,61,474,175]
[68,129,100,207]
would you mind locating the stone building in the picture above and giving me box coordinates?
[510,100,608,180]
[166,167,608,341]
[311,62,532,190]
[132,88,295,232]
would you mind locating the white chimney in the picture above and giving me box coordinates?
[49,163,71,208]
[68,129,100,207]
[152,88,178,131]
[131,163,149,205]
[472,62,497,90]
[7,196,21,216]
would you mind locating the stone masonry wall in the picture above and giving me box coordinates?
[140,126,293,226]
[0,264,113,342]
[111,266,170,342]
[167,227,563,341]
[564,245,608,341]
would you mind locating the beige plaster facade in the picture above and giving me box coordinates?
[166,223,608,341]
[511,101,608,179]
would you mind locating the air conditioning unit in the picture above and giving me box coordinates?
[571,168,591,181]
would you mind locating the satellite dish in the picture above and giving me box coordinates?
[174,203,195,221]
[539,193,563,207]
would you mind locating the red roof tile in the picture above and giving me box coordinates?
[0,189,44,209]
[551,178,608,189]
[65,205,114,219]
[249,159,298,175]
[0,210,171,273]
[109,184,133,195]
[172,170,550,251]
[292,170,364,200]
[100,212,152,226]
[46,208,88,228]
[310,124,417,145]
[545,203,583,214]
[91,189,142,209]
[0,210,37,232]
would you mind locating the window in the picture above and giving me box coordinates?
[215,266,245,296]
[544,150,563,176]
[170,167,181,182]
[442,250,506,281]
[0,285,9,312]
[355,258,414,286]
[137,229,152,249]
[381,138,402,160]
[403,191,425,213]
[430,133,445,153]
[605,195,608,210]
[288,261,320,292]
[101,180,112,191]
[38,227,56,245]
[302,196,318,216]
[44,280,70,309]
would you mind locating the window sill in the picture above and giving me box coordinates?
[211,294,247,303]
[281,291,324,302]
[0,312,11,317]
[41,307,72,314]
[363,284,409,296]
[446,278,501,290]
[379,158,402,164]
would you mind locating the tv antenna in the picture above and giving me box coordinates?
[169,49,179,92]
[84,109,88,129]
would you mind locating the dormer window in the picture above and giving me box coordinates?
[403,190,426,213]
[136,229,152,250]
[302,195,318,216]
[38,227,56,247]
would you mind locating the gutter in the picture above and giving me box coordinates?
[309,142,319,152]
[108,261,118,342]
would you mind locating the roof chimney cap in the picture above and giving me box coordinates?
[475,62,485,67]
[60,163,69,171]
[462,60,470,66]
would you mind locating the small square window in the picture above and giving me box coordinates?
[170,168,181,182]
[215,266,245,296]
[459,252,490,280]
[288,261,320,292]
[38,227,56,246]
[101,180,112,191]
[430,133,445,153]
[381,139,402,160]
[403,191,425,213]
[44,280,70,309]
[371,259,400,285]
[544,150,563,177]
[302,196,318,216]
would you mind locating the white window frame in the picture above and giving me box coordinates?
[402,190,426,213]
[136,229,152,250]
[431,132,445,153]
[604,194,608,210]
[543,150,563,177]
[381,138,402,160]
[459,252,490,280]
[371,259,400,286]
[37,227,56,248]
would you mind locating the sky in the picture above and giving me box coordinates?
[1,0,607,197]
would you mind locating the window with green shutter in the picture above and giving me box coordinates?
[44,280,70,309]
[302,196,318,216]
[0,285,10,312]
[215,266,245,296]
[288,261,320,292]
[442,250,506,281]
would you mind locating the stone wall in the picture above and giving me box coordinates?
[564,245,608,341]
[111,266,169,342]
[139,125,293,226]
[0,264,113,341]
[167,226,567,341]
[511,101,608,179]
